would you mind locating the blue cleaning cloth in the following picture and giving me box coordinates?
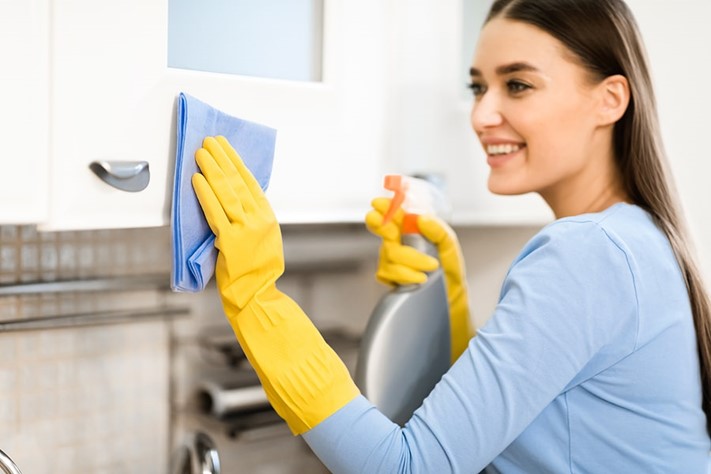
[171,92,277,292]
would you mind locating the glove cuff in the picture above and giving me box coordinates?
[227,285,361,435]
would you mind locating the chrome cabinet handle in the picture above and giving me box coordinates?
[0,448,22,474]
[89,160,150,192]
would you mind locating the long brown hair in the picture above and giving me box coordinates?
[485,0,711,433]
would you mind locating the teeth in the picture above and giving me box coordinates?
[487,144,521,155]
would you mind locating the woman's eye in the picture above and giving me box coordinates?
[467,82,486,97]
[507,80,531,94]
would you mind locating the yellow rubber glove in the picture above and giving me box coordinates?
[192,136,359,435]
[366,197,475,363]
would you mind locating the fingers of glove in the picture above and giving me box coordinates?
[202,137,257,215]
[376,262,428,286]
[195,147,245,224]
[371,197,391,216]
[371,197,404,225]
[365,209,400,241]
[215,135,267,206]
[365,197,403,241]
[192,173,230,236]
[383,241,439,272]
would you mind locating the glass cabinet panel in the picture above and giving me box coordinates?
[168,0,324,82]
[460,1,491,97]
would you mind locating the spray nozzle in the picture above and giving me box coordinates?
[382,175,406,225]
[381,174,451,235]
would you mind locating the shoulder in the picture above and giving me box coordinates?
[497,204,642,352]
[483,206,643,370]
[511,204,641,274]
[501,204,643,329]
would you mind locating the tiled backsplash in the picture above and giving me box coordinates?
[0,320,170,473]
[0,225,173,322]
[0,224,179,474]
[0,225,170,283]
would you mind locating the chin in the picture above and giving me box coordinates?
[487,175,531,196]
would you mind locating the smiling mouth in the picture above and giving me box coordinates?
[486,143,526,156]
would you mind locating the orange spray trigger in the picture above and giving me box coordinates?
[382,175,405,225]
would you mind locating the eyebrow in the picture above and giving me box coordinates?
[470,62,540,77]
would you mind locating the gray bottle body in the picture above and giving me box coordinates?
[355,234,450,426]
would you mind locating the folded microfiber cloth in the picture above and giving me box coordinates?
[171,92,277,292]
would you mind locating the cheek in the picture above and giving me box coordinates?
[519,100,592,165]
[526,133,584,183]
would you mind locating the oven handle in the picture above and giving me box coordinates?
[169,432,221,474]
[0,449,22,474]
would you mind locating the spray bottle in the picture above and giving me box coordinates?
[355,174,451,426]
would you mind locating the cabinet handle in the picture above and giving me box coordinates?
[89,160,150,192]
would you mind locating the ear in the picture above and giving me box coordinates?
[597,74,630,126]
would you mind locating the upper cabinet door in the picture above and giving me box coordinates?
[45,0,385,230]
[0,0,49,224]
[47,0,176,230]
[165,0,387,224]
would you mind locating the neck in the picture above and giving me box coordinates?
[541,141,629,219]
[544,183,629,219]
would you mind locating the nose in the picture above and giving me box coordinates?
[470,92,504,133]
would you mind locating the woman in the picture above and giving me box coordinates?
[192,0,711,471]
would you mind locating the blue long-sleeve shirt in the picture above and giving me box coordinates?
[303,203,710,473]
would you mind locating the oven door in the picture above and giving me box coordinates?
[171,324,359,473]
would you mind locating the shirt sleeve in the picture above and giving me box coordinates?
[303,220,639,473]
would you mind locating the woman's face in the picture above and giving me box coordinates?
[470,18,608,204]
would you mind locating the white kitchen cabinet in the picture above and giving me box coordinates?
[0,0,49,224]
[46,0,173,230]
[44,0,386,230]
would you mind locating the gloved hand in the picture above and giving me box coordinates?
[192,136,359,435]
[366,197,475,362]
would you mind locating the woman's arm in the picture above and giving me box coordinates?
[305,220,638,473]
